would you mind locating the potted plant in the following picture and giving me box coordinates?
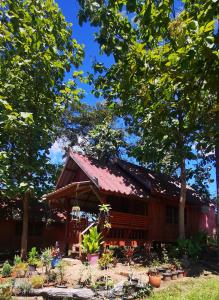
[82,226,103,265]
[148,269,161,288]
[1,261,12,278]
[28,247,40,271]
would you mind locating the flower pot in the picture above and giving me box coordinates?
[28,264,36,272]
[183,270,188,277]
[171,271,178,280]
[149,275,161,288]
[177,270,184,278]
[162,272,172,282]
[87,253,99,265]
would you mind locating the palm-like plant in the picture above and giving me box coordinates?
[82,226,103,254]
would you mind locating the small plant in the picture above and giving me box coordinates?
[162,246,169,264]
[133,284,153,299]
[28,247,40,267]
[82,226,103,254]
[30,275,45,289]
[41,248,52,273]
[47,270,57,283]
[13,262,28,278]
[56,260,67,285]
[150,258,161,268]
[0,281,12,300]
[1,261,12,277]
[13,255,22,266]
[98,251,114,269]
[173,258,182,269]
[16,280,32,296]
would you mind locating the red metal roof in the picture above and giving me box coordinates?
[67,151,207,204]
[69,150,148,198]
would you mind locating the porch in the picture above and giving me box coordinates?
[46,180,149,254]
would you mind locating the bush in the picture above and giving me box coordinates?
[13,255,22,266]
[82,226,103,254]
[13,262,28,278]
[172,231,207,260]
[30,275,44,289]
[98,251,114,269]
[1,261,12,277]
[28,247,40,267]
[41,248,52,272]
[0,281,12,300]
[16,280,32,296]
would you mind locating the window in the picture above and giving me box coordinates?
[108,196,148,216]
[166,206,178,224]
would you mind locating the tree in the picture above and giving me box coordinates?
[77,0,218,239]
[59,101,126,161]
[0,0,83,258]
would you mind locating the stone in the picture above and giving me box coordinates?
[62,258,82,266]
[31,287,95,299]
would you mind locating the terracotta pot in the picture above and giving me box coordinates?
[171,271,178,280]
[149,275,161,288]
[177,270,184,278]
[162,272,172,281]
[184,270,188,277]
[87,253,99,265]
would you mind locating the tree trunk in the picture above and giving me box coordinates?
[216,110,219,247]
[179,159,186,239]
[21,191,29,259]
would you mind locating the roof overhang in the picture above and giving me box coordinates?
[46,181,92,202]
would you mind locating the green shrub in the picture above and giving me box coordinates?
[172,231,207,260]
[13,262,28,278]
[30,275,44,289]
[16,280,32,296]
[98,251,113,269]
[28,247,40,266]
[1,261,12,277]
[82,226,103,254]
[13,255,22,266]
[0,281,12,300]
[41,248,52,273]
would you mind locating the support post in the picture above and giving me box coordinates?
[64,199,71,256]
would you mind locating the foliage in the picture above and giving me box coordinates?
[162,247,169,265]
[41,248,53,273]
[56,260,67,285]
[91,276,114,291]
[16,280,32,296]
[0,281,12,300]
[82,226,103,254]
[172,231,207,260]
[1,261,12,278]
[28,247,40,267]
[13,255,22,266]
[60,101,126,161]
[47,270,57,283]
[13,262,28,278]
[0,0,83,197]
[98,251,114,269]
[133,284,153,299]
[30,275,44,289]
[77,0,218,239]
[0,0,83,257]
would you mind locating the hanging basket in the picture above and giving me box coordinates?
[71,206,81,221]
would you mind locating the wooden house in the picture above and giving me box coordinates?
[46,150,213,254]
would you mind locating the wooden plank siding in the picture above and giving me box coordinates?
[105,197,202,245]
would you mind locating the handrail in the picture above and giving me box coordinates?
[81,221,96,236]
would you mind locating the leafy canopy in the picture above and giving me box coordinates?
[0,0,83,197]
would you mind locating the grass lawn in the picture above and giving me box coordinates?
[149,276,219,300]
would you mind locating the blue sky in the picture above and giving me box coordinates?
[49,0,216,198]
